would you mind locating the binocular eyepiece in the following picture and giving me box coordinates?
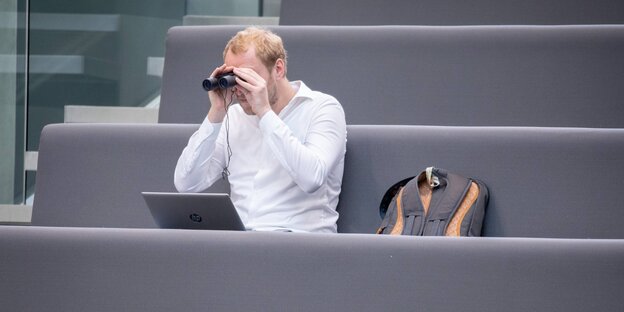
[202,73,238,91]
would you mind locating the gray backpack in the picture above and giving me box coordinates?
[377,167,489,236]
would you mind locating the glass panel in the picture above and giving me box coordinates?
[187,0,260,16]
[20,0,277,203]
[0,0,26,204]
[24,0,188,201]
[26,1,187,151]
[263,0,282,17]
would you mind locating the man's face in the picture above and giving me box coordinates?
[224,46,277,115]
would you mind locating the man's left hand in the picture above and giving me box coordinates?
[232,67,272,118]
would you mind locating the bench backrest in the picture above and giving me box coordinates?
[31,123,229,228]
[159,25,624,127]
[279,0,624,26]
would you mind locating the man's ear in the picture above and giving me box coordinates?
[274,58,286,79]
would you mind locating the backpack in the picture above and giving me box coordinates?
[376,167,489,236]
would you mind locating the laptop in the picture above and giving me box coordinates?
[141,192,245,231]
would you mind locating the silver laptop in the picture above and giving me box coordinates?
[141,192,245,231]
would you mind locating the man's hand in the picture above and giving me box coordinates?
[207,64,235,123]
[232,67,272,118]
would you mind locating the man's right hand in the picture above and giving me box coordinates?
[207,64,235,123]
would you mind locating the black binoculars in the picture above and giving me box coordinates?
[202,72,237,91]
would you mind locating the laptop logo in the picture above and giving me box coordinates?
[189,213,202,223]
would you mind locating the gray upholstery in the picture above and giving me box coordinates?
[280,0,624,25]
[159,25,624,127]
[31,124,624,239]
[31,123,228,228]
[2,226,624,312]
[338,125,624,238]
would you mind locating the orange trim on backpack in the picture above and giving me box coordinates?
[445,182,479,236]
[390,187,405,235]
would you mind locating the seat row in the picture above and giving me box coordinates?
[28,123,624,239]
[160,25,624,127]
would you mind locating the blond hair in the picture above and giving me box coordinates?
[223,27,287,72]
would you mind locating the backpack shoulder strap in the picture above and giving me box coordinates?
[422,168,473,235]
[379,176,414,219]
[378,171,431,235]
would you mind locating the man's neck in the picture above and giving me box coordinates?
[271,79,297,116]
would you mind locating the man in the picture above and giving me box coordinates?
[174,27,347,233]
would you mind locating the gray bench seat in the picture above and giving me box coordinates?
[31,123,624,239]
[279,0,624,26]
[159,25,624,127]
[2,226,623,312]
